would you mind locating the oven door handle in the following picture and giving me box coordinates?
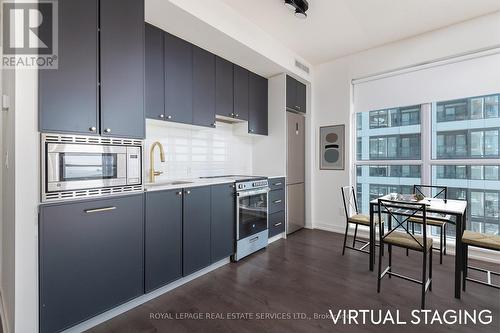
[236,188,270,198]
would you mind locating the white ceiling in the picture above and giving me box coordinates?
[221,0,500,65]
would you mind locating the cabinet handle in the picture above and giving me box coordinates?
[167,115,172,119]
[235,114,239,118]
[249,236,259,243]
[274,222,283,227]
[249,129,254,133]
[84,206,116,214]
[89,126,96,132]
[104,128,111,133]
[176,191,182,196]
[230,184,235,188]
[274,182,282,186]
[159,114,164,119]
[185,190,191,194]
[230,113,235,117]
[273,199,282,204]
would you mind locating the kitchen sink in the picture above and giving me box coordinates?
[147,180,195,187]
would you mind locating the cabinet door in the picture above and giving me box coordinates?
[296,80,307,113]
[233,65,249,121]
[145,190,182,292]
[193,46,216,128]
[286,75,297,112]
[211,184,235,262]
[100,0,145,138]
[164,32,193,124]
[249,73,268,135]
[39,0,98,135]
[183,186,211,275]
[145,23,165,121]
[39,194,144,333]
[215,56,234,118]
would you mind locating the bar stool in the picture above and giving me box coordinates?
[462,231,500,290]
[407,185,449,264]
[340,186,383,255]
[377,199,433,309]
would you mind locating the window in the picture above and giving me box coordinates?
[435,128,499,159]
[369,106,420,129]
[356,94,500,237]
[356,165,421,214]
[436,94,500,122]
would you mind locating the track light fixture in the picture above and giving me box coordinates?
[284,0,309,18]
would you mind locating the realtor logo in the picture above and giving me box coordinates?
[2,0,58,69]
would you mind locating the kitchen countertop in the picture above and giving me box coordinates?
[144,175,268,192]
[145,178,235,192]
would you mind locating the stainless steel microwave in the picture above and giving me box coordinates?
[41,133,143,202]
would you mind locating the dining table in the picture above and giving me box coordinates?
[369,194,468,299]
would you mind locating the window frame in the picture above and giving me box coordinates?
[354,100,500,239]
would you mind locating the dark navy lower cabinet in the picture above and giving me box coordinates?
[39,194,144,333]
[145,190,183,292]
[269,211,286,237]
[183,186,212,275]
[210,184,236,262]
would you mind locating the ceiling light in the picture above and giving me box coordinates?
[284,0,309,19]
[284,0,296,11]
[294,8,307,19]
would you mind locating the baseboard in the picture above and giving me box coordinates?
[313,222,500,264]
[63,258,231,333]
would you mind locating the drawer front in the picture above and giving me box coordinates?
[268,177,285,191]
[269,211,285,237]
[269,189,285,214]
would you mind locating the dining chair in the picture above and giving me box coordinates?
[407,185,449,264]
[462,231,500,290]
[377,199,433,309]
[340,186,383,256]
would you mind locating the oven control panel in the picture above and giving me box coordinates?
[236,179,269,191]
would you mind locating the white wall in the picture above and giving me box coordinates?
[145,120,254,181]
[311,11,500,233]
[1,56,16,333]
[252,74,287,177]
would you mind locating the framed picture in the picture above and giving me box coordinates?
[319,124,345,170]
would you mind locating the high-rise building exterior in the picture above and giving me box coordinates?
[356,94,499,236]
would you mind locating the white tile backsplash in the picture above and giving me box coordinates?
[145,120,253,182]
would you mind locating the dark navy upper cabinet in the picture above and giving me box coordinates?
[39,0,99,135]
[233,65,249,121]
[145,190,183,292]
[286,75,306,114]
[183,186,211,275]
[211,184,235,262]
[39,0,145,138]
[164,32,193,124]
[39,194,144,333]
[249,72,268,135]
[215,56,234,118]
[145,23,165,121]
[100,0,145,138]
[193,46,216,128]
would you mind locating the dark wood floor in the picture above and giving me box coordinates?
[88,229,500,333]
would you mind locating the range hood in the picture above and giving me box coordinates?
[215,114,247,124]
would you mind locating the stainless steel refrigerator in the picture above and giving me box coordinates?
[287,111,305,234]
